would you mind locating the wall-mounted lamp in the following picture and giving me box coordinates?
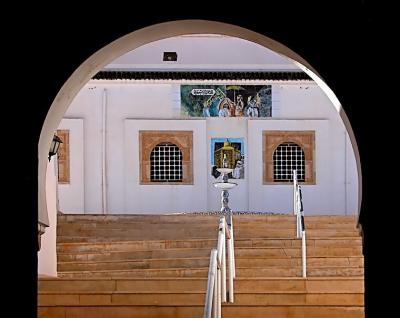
[48,134,63,161]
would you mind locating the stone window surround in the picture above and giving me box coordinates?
[263,130,315,185]
[57,129,70,184]
[139,130,193,185]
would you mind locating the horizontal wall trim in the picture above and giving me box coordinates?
[93,71,312,81]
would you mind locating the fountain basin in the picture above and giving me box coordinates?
[213,182,238,190]
[217,168,233,174]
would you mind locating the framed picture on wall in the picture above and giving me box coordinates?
[211,137,245,179]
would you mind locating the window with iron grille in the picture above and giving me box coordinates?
[150,142,182,182]
[273,142,305,182]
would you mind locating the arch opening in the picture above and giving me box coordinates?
[39,19,361,237]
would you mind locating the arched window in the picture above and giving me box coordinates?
[263,131,314,184]
[150,142,182,182]
[273,142,305,182]
[140,130,193,184]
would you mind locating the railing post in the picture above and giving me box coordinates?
[213,264,218,318]
[230,219,236,279]
[204,249,217,318]
[302,230,307,278]
[298,186,303,239]
[293,170,301,239]
[217,264,221,318]
[220,218,227,303]
[297,209,302,239]
[293,169,297,216]
[227,228,234,303]
[293,169,307,278]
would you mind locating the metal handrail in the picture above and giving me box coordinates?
[293,170,307,278]
[204,216,235,318]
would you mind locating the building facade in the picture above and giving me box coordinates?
[56,77,358,215]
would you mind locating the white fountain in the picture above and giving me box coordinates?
[213,154,237,225]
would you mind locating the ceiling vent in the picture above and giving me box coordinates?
[163,52,177,62]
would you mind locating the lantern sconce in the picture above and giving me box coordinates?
[48,134,63,162]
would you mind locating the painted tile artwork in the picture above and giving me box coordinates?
[181,85,272,118]
[211,138,245,179]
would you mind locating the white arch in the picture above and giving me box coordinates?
[39,19,361,227]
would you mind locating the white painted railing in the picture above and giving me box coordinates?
[293,170,307,278]
[204,216,235,318]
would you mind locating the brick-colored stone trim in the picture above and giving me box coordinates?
[139,130,193,185]
[57,130,70,184]
[263,130,315,184]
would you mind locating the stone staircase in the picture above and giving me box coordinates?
[38,214,364,318]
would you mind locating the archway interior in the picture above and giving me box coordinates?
[52,34,358,216]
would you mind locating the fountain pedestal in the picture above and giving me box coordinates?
[213,155,238,225]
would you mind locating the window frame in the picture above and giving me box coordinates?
[56,129,70,184]
[263,130,315,185]
[273,142,305,182]
[139,130,193,185]
[150,142,183,182]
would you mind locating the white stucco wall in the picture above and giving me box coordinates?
[38,160,58,277]
[272,84,357,214]
[59,80,358,215]
[345,133,358,215]
[207,118,248,211]
[57,118,84,213]
[60,89,104,212]
[106,35,299,71]
[124,120,207,213]
[248,119,341,214]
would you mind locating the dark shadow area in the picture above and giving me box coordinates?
[11,2,391,317]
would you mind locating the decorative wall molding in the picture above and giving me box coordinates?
[57,130,70,184]
[139,130,193,184]
[263,130,315,184]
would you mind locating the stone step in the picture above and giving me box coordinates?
[38,305,364,318]
[57,221,357,232]
[57,237,362,253]
[57,226,359,239]
[57,214,357,223]
[58,266,364,279]
[58,217,357,228]
[58,221,296,228]
[48,214,363,318]
[58,256,363,271]
[57,228,359,242]
[57,245,362,262]
[38,291,363,306]
[38,277,364,293]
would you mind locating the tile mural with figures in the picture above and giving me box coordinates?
[181,85,272,118]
